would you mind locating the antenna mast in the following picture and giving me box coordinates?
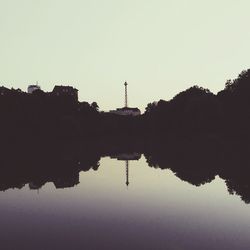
[124,81,128,108]
[126,160,129,186]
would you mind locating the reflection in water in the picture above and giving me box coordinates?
[1,139,250,249]
[1,144,250,205]
[0,155,250,250]
[110,153,141,186]
[126,160,129,186]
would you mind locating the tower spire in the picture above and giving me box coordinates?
[124,81,128,108]
[126,160,129,186]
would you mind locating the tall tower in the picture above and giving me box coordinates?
[124,81,128,108]
[125,160,129,186]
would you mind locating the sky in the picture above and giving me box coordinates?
[0,0,250,111]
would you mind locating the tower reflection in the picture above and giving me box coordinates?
[110,153,141,186]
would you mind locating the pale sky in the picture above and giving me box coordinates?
[0,0,250,111]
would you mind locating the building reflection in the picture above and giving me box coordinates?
[0,139,250,205]
[110,153,141,186]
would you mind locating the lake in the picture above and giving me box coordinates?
[0,155,249,250]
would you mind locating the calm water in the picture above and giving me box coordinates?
[0,155,250,250]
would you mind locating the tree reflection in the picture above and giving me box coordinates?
[0,137,250,204]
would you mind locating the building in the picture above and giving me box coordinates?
[0,86,12,96]
[52,85,78,102]
[109,82,141,116]
[110,153,141,161]
[110,107,141,116]
[0,87,23,96]
[28,84,41,94]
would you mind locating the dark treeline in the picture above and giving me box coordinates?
[1,69,250,203]
[0,86,99,139]
[144,69,250,138]
[0,136,250,205]
[1,69,250,139]
[143,135,250,204]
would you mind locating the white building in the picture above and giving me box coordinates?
[110,107,141,116]
[28,84,41,94]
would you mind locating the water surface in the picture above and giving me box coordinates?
[0,156,249,250]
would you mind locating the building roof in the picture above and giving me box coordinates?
[0,87,23,95]
[28,85,40,88]
[53,85,78,92]
[0,86,11,91]
[116,107,140,111]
